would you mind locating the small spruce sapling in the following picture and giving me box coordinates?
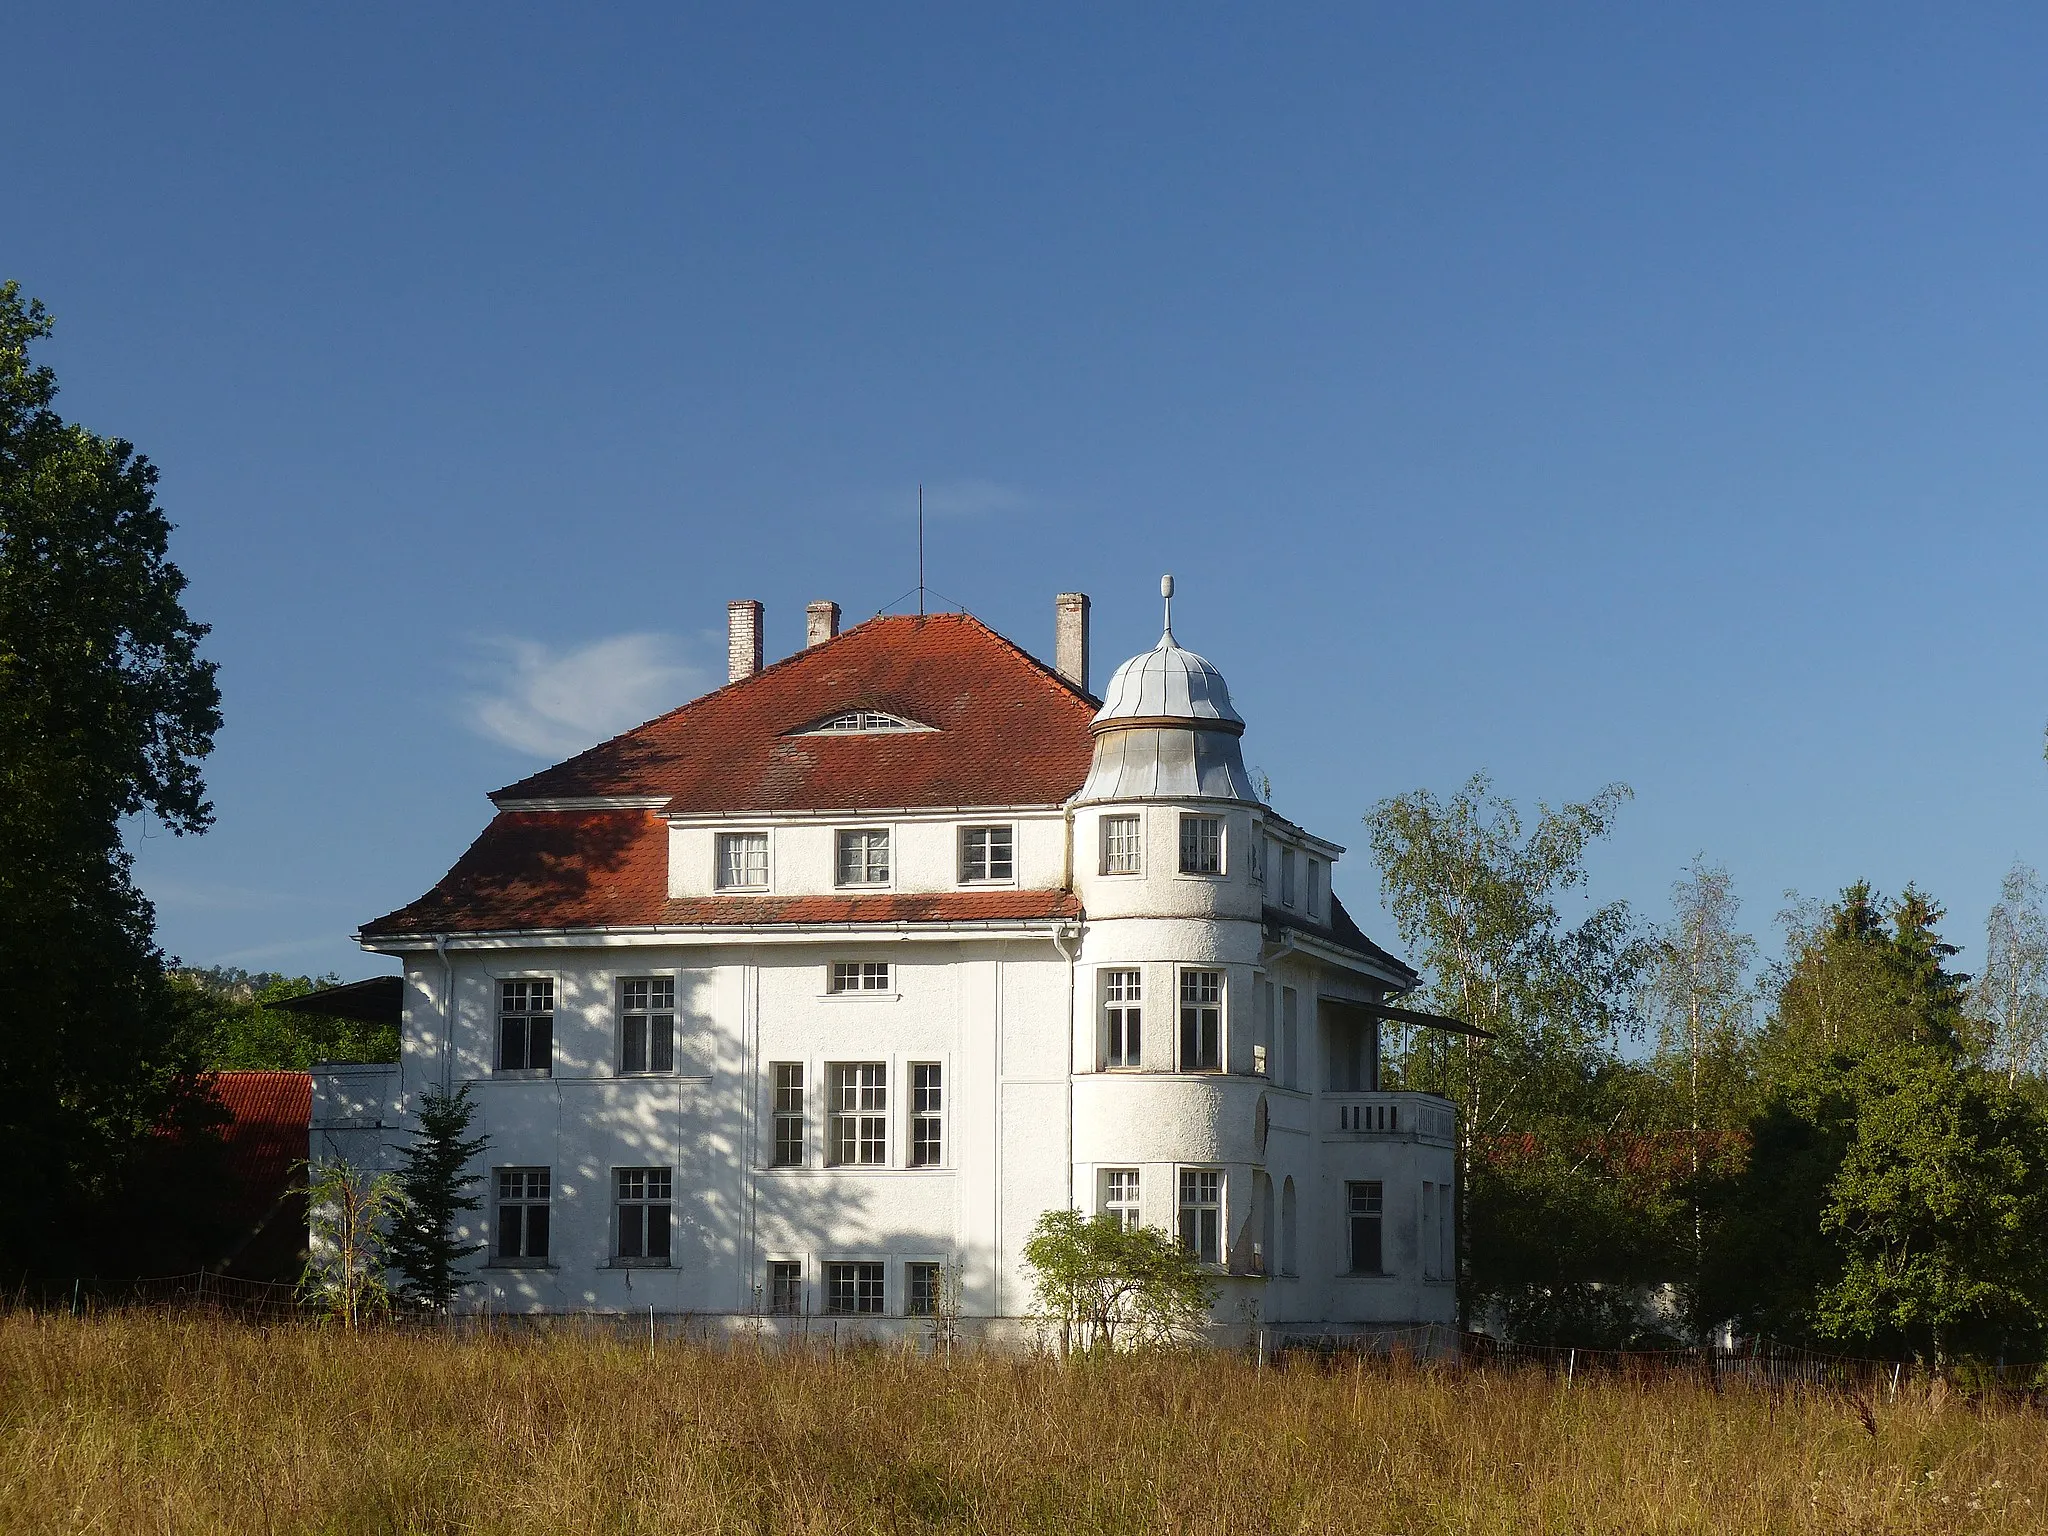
[385,1084,488,1312]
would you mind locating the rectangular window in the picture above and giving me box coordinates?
[1348,1180,1384,1275]
[768,1260,803,1315]
[618,976,675,1075]
[829,961,892,994]
[716,831,769,890]
[1178,1168,1221,1264]
[828,1063,888,1166]
[1307,858,1324,919]
[1281,986,1299,1091]
[494,1168,550,1262]
[825,1261,885,1315]
[1179,969,1222,1072]
[1103,1168,1141,1231]
[1279,847,1297,907]
[1178,815,1223,875]
[835,828,891,886]
[497,979,554,1074]
[906,1261,941,1317]
[615,1168,672,1264]
[1101,814,1142,875]
[771,1063,805,1167]
[1103,969,1142,1068]
[959,825,1015,882]
[911,1063,943,1166]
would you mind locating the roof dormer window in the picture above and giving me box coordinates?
[797,710,931,735]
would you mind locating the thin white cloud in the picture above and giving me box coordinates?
[462,633,709,758]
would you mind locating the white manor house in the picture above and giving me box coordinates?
[315,582,1462,1339]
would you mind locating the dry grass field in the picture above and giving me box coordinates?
[0,1313,2044,1535]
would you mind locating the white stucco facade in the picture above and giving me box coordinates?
[319,592,1458,1341]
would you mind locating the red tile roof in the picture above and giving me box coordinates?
[366,614,1098,939]
[362,808,1081,937]
[496,613,1098,812]
[206,1071,312,1228]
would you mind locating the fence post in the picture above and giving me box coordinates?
[1566,1348,1576,1390]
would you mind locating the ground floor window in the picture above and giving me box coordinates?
[825,1261,886,1315]
[1178,1168,1221,1264]
[1348,1180,1384,1275]
[614,1168,672,1264]
[906,1261,942,1317]
[495,1168,550,1262]
[768,1260,802,1315]
[1103,1168,1141,1231]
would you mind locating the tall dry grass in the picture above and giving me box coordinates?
[0,1312,2042,1534]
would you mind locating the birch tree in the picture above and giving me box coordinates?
[1971,861,2048,1088]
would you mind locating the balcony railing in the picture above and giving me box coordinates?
[1324,1092,1455,1146]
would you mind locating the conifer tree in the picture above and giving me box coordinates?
[385,1084,487,1312]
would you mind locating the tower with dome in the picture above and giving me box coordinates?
[318,578,1461,1341]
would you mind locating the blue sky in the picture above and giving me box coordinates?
[8,5,2048,987]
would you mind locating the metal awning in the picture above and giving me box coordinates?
[268,975,403,1026]
[1322,995,1495,1039]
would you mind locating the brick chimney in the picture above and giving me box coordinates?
[727,600,763,683]
[806,600,841,648]
[1055,592,1090,692]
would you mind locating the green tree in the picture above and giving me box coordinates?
[1641,856,1757,1331]
[1022,1209,1215,1355]
[1970,862,2048,1089]
[1707,883,2048,1363]
[1365,773,1660,1335]
[171,967,399,1069]
[384,1085,487,1312]
[0,281,221,1271]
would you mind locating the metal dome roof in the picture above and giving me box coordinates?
[1092,577,1243,730]
[1092,634,1244,728]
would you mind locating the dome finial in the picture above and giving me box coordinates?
[1160,573,1175,645]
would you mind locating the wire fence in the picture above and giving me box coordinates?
[13,1275,2048,1402]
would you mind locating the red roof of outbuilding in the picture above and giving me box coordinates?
[365,615,1098,939]
[207,1071,312,1226]
[495,613,1098,812]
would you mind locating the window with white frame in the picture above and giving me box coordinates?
[1101,814,1142,875]
[835,828,891,886]
[1179,969,1222,1072]
[825,1261,885,1314]
[497,979,553,1074]
[827,1063,888,1166]
[771,1063,804,1167]
[1178,814,1223,875]
[830,961,891,994]
[716,831,769,890]
[1178,1169,1221,1264]
[618,976,675,1075]
[911,1064,943,1166]
[807,710,923,734]
[1103,1168,1141,1231]
[959,825,1014,882]
[614,1169,672,1264]
[768,1259,803,1315]
[1347,1180,1384,1274]
[494,1168,550,1262]
[1307,857,1324,919]
[1279,847,1297,908]
[1103,969,1142,1069]
[906,1261,942,1317]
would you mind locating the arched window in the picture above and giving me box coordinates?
[1256,1171,1275,1278]
[1281,1177,1298,1278]
[798,710,929,734]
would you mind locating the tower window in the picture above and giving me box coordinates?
[1178,815,1223,875]
[1102,815,1142,875]
[1103,970,1142,1068]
